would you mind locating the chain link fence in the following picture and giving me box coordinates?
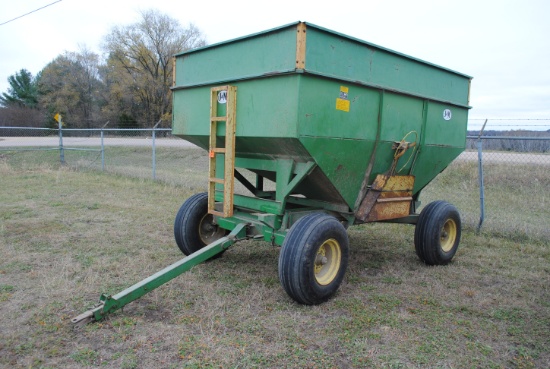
[466,118,550,164]
[2,122,549,240]
[0,126,199,183]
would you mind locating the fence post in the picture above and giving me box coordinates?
[100,121,109,171]
[56,114,65,164]
[152,119,162,180]
[476,119,488,233]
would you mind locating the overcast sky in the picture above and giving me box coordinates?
[1,0,549,130]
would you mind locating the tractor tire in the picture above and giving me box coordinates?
[278,213,349,305]
[414,200,461,265]
[174,192,227,257]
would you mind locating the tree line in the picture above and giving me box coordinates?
[0,9,206,129]
[466,130,550,153]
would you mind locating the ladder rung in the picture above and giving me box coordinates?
[208,148,225,158]
[209,177,224,184]
[209,210,225,217]
[211,116,227,122]
[210,85,229,92]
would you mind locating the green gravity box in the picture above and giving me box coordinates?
[172,21,472,221]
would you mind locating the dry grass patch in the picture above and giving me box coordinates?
[0,151,548,368]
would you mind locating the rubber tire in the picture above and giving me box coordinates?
[174,192,226,257]
[278,213,349,305]
[414,200,461,265]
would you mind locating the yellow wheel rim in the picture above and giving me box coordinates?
[314,239,342,286]
[440,218,457,252]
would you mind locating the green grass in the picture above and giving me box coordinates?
[0,149,548,368]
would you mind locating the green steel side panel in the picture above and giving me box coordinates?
[297,76,380,139]
[412,146,464,193]
[173,76,302,148]
[235,137,311,159]
[379,93,424,143]
[231,77,299,138]
[304,25,471,107]
[174,26,298,88]
[299,137,375,209]
[172,87,210,138]
[423,102,468,147]
[366,141,403,181]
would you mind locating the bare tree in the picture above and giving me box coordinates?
[38,46,105,128]
[102,9,206,126]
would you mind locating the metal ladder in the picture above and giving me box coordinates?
[208,85,237,218]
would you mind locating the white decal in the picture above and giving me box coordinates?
[443,109,452,121]
[217,91,227,104]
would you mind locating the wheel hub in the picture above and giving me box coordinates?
[314,239,342,286]
[199,214,226,245]
[440,219,457,252]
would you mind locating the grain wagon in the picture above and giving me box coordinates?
[73,21,471,325]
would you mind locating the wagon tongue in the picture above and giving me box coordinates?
[71,223,247,326]
[71,308,98,328]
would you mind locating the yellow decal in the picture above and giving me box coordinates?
[336,98,350,112]
[336,86,350,112]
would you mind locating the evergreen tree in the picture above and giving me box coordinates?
[0,69,39,108]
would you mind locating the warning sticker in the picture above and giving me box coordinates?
[336,86,350,112]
